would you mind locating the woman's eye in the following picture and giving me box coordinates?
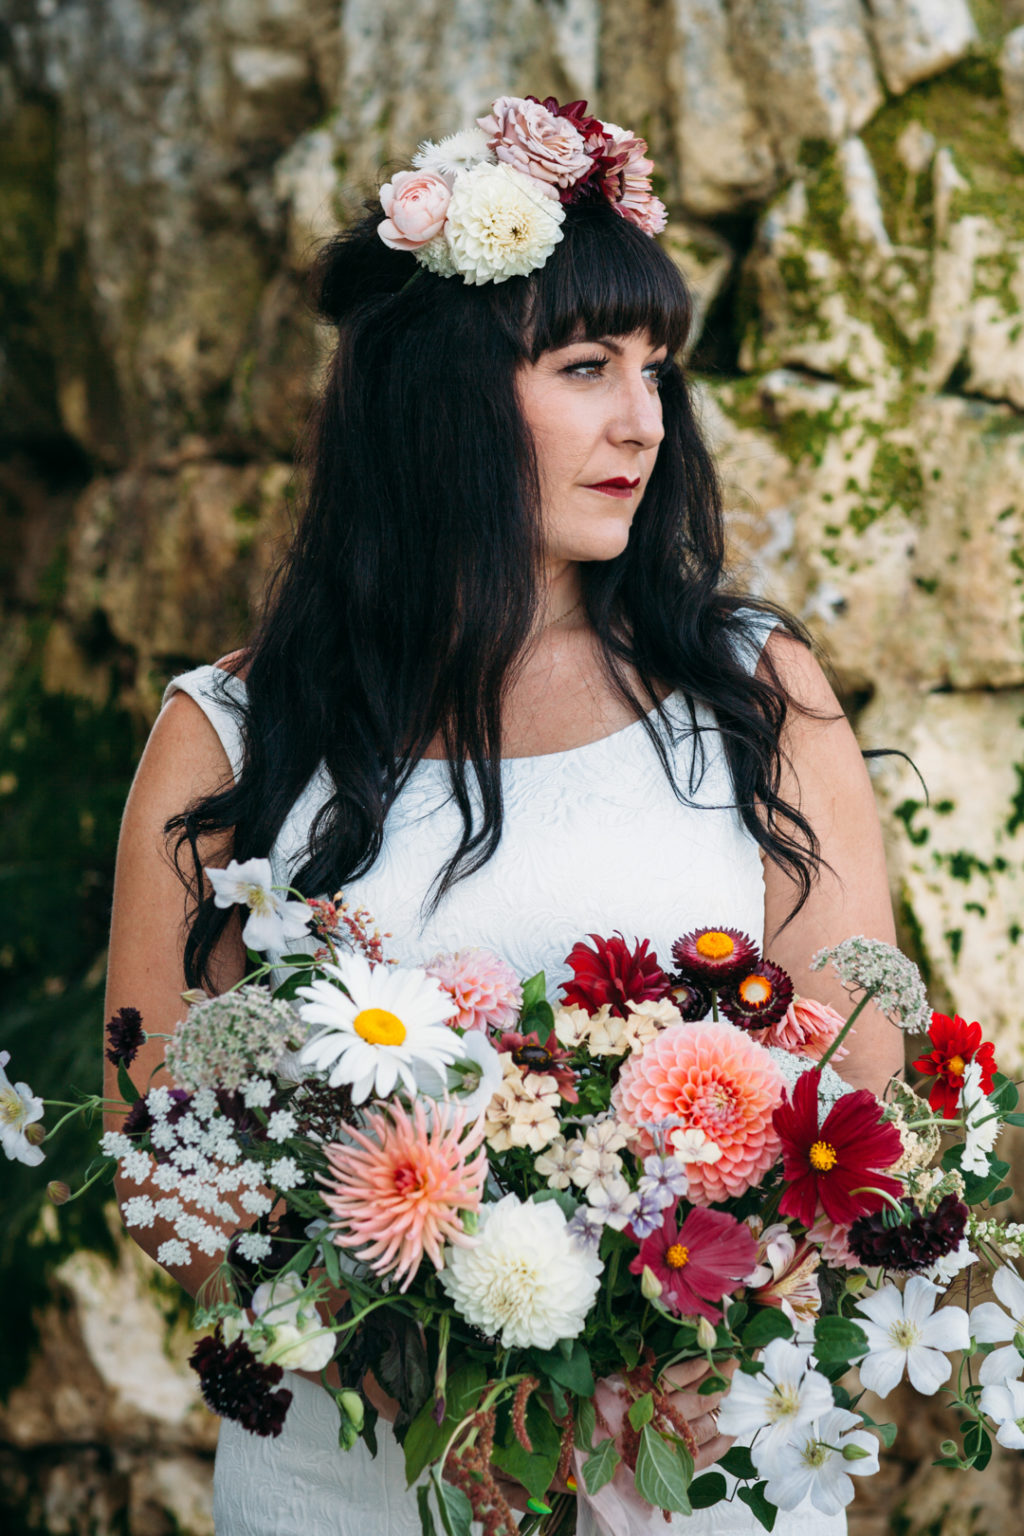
[562,357,609,377]
[644,361,668,385]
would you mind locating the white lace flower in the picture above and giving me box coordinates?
[856,1276,969,1397]
[442,162,564,285]
[206,858,313,952]
[412,127,494,181]
[157,1238,191,1267]
[762,1407,879,1514]
[979,1379,1024,1448]
[962,1060,1001,1175]
[236,1231,273,1263]
[441,1193,601,1349]
[717,1339,834,1472]
[971,1266,1024,1385]
[122,1195,156,1228]
[0,1051,45,1167]
[267,1109,298,1143]
[298,952,462,1102]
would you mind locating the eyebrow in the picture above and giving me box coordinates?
[563,335,666,357]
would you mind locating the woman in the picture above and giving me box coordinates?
[104,96,903,1534]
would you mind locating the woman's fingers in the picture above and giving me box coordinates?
[693,1431,735,1473]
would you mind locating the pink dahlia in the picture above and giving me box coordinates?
[320,1098,486,1291]
[612,1021,785,1203]
[629,1205,757,1322]
[762,995,849,1063]
[425,948,523,1032]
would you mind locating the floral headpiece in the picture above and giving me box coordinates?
[377,94,668,287]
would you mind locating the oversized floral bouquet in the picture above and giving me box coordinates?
[9,859,1024,1536]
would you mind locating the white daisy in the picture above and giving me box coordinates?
[205,858,313,952]
[979,1379,1024,1449]
[971,1265,1024,1385]
[762,1407,879,1514]
[297,952,462,1102]
[856,1276,969,1397]
[412,127,495,181]
[717,1338,834,1472]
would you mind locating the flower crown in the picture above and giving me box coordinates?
[377,94,668,287]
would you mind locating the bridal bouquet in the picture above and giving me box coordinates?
[8,861,1024,1536]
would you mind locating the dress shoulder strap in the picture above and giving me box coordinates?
[728,606,781,678]
[162,664,247,782]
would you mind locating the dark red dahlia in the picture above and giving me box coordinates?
[561,932,670,1019]
[671,927,760,985]
[668,975,713,1023]
[105,1005,145,1068]
[500,1029,578,1102]
[190,1330,292,1437]
[773,1070,904,1229]
[912,1011,998,1120]
[720,960,794,1031]
[847,1193,968,1273]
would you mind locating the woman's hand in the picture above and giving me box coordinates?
[660,1356,738,1472]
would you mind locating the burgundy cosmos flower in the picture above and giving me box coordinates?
[190,1331,292,1437]
[773,1071,903,1229]
[561,932,669,1019]
[912,1012,997,1120]
[720,960,794,1031]
[671,927,759,986]
[628,1205,757,1322]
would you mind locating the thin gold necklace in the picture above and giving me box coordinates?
[547,596,584,628]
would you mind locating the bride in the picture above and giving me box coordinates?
[104,95,903,1534]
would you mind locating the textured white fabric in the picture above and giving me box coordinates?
[163,613,846,1535]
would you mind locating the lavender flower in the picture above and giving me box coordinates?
[567,1205,605,1251]
[811,937,929,1033]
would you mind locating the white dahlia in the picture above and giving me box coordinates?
[297,952,463,1103]
[443,162,564,285]
[412,127,495,182]
[441,1193,602,1349]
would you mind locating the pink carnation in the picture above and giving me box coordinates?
[378,169,451,251]
[478,95,592,195]
[612,1020,784,1203]
[762,995,849,1063]
[425,947,523,1032]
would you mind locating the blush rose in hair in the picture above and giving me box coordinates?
[378,170,452,251]
[478,94,593,195]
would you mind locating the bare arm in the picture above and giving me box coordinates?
[759,633,904,1098]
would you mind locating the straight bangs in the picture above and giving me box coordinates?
[523,202,692,359]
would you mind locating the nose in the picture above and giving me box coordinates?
[610,370,664,453]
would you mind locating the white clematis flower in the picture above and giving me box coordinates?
[717,1338,834,1472]
[247,1272,335,1373]
[961,1059,1001,1176]
[979,1378,1024,1449]
[0,1050,45,1166]
[761,1407,880,1514]
[206,859,313,952]
[297,952,463,1102]
[971,1265,1024,1385]
[856,1276,969,1398]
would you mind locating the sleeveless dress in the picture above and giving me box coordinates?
[165,615,846,1536]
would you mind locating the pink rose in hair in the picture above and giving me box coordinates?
[762,995,849,1063]
[378,170,452,251]
[600,123,668,236]
[477,95,592,196]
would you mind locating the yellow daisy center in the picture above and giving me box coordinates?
[696,931,735,961]
[353,1008,407,1046]
[739,973,772,1006]
[947,1054,966,1076]
[809,1140,838,1172]
[666,1243,690,1269]
[1,1089,24,1126]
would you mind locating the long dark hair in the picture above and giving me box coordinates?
[169,200,822,987]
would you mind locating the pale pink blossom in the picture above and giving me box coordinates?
[378,170,452,251]
[425,947,523,1032]
[483,1056,560,1153]
[762,995,849,1063]
[808,1208,861,1270]
[477,95,591,195]
[600,122,667,235]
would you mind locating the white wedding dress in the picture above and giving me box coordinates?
[166,613,845,1535]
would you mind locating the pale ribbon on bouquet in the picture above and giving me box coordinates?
[572,1375,685,1536]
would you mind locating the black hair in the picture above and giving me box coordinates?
[169,199,822,987]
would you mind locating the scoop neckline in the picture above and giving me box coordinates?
[415,690,679,767]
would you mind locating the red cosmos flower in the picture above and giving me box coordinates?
[629,1205,758,1322]
[773,1070,904,1230]
[561,932,670,1019]
[499,1029,578,1103]
[912,1011,997,1120]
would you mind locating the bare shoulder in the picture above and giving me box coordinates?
[757,628,841,716]
[213,648,251,680]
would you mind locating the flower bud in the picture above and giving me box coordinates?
[696,1316,718,1351]
[338,1416,360,1450]
[844,1272,868,1295]
[640,1265,663,1301]
[842,1443,872,1460]
[338,1390,364,1431]
[25,1122,46,1146]
[47,1180,71,1205]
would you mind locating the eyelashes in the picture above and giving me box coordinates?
[561,356,668,382]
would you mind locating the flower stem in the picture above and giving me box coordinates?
[60,1160,114,1203]
[42,1099,103,1140]
[815,986,880,1075]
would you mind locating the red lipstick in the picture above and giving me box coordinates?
[588,476,641,499]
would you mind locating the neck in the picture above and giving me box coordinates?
[538,561,584,632]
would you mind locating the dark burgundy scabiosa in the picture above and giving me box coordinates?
[848,1194,969,1273]
[667,975,713,1023]
[773,1070,904,1229]
[912,1012,998,1120]
[190,1330,292,1437]
[215,1088,271,1144]
[671,928,759,986]
[561,932,670,1019]
[105,1006,145,1068]
[121,1097,153,1142]
[500,1029,578,1103]
[720,960,794,1032]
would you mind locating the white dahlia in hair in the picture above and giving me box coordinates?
[412,127,495,182]
[442,162,565,285]
[440,1192,602,1349]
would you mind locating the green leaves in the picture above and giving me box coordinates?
[633,1424,693,1515]
[492,1397,562,1501]
[429,1470,473,1536]
[402,1362,487,1487]
[627,1392,654,1432]
[581,1437,621,1495]
[741,1307,794,1349]
[737,1481,777,1531]
[688,1472,728,1509]
[813,1315,869,1364]
[718,1446,757,1481]
[518,971,555,1035]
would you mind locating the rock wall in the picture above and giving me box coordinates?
[1,1,1022,1533]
